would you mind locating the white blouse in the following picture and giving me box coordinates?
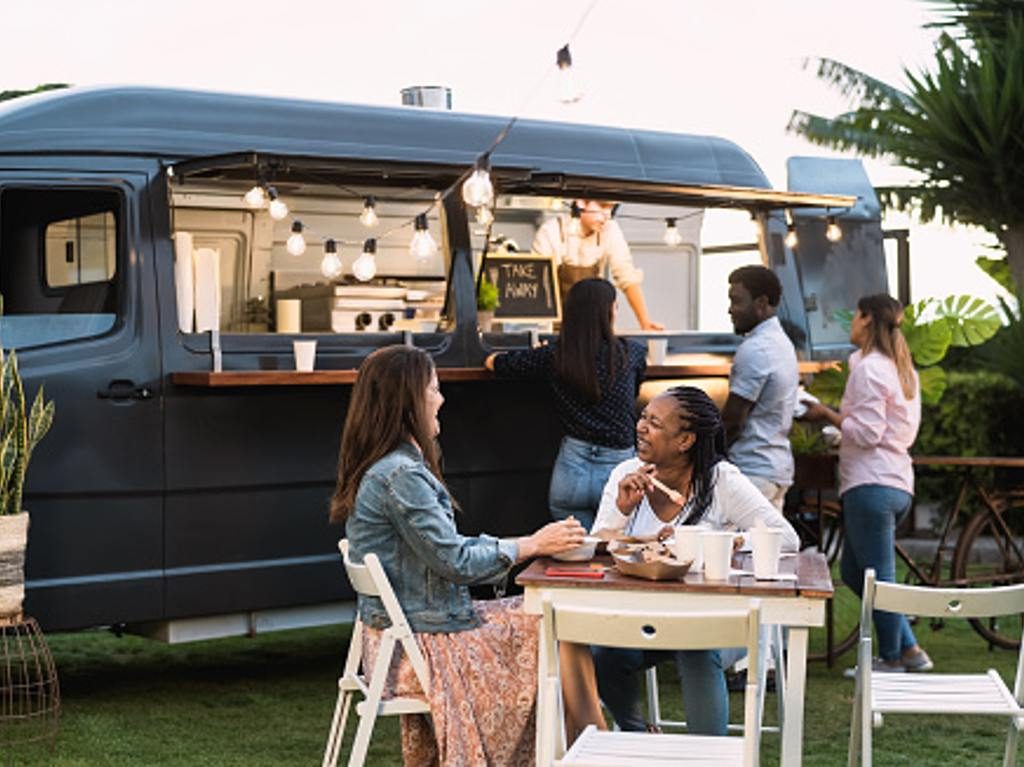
[591,458,800,552]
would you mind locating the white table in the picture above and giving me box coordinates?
[517,550,832,766]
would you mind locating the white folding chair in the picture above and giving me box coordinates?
[849,568,1024,767]
[644,623,786,735]
[544,597,762,766]
[322,539,432,767]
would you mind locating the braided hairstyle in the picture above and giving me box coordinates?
[664,386,727,525]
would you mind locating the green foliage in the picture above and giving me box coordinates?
[788,3,1024,288]
[807,365,848,408]
[477,278,499,311]
[915,369,1024,506]
[0,350,54,515]
[977,294,1024,388]
[809,294,999,407]
[0,83,69,103]
[976,255,1015,291]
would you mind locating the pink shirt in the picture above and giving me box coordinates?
[838,350,921,496]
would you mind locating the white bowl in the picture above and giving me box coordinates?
[551,537,599,562]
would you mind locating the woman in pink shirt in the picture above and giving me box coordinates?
[803,294,933,673]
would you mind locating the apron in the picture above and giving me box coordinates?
[555,217,603,309]
[557,262,600,309]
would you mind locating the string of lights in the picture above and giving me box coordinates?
[230,0,838,281]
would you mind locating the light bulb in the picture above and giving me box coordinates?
[462,156,494,208]
[826,216,842,242]
[784,224,799,249]
[567,201,582,237]
[475,205,494,226]
[320,239,343,279]
[556,44,583,104]
[352,239,377,282]
[244,184,265,207]
[663,218,683,247]
[410,213,438,262]
[286,221,306,256]
[267,187,288,221]
[360,196,379,227]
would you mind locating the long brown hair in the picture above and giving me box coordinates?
[329,345,444,523]
[553,278,625,402]
[857,294,917,400]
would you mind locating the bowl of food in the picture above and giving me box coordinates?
[610,540,692,580]
[552,536,601,562]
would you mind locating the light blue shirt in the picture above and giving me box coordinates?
[728,316,799,486]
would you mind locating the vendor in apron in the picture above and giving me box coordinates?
[532,199,664,330]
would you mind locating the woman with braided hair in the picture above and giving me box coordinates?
[590,385,798,734]
[801,293,932,674]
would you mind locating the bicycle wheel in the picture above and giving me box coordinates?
[950,509,1024,650]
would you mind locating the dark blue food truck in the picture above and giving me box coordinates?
[0,86,890,639]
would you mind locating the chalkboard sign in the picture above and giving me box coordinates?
[483,254,561,322]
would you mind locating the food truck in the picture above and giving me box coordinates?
[0,86,890,639]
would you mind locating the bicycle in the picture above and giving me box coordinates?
[787,455,1024,664]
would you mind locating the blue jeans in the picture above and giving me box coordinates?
[841,483,918,662]
[549,436,634,531]
[592,646,728,735]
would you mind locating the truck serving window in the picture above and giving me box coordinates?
[171,185,446,334]
[0,188,120,348]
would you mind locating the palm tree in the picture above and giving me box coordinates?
[788,1,1024,289]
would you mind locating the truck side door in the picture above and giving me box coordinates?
[0,167,164,630]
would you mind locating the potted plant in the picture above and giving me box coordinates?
[0,347,55,621]
[477,277,500,333]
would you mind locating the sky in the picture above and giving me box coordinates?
[3,0,1009,308]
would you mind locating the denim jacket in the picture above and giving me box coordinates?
[346,443,519,633]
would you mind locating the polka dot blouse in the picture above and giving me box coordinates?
[492,338,646,449]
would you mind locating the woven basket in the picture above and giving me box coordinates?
[0,512,29,619]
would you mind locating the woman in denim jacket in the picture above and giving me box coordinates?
[485,278,647,531]
[331,345,604,766]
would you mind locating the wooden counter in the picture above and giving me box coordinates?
[171,360,835,387]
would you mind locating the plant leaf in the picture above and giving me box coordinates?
[936,294,1002,346]
[919,365,949,406]
[904,317,953,366]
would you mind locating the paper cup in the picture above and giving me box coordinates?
[751,527,783,580]
[701,531,735,581]
[276,299,301,333]
[293,340,317,372]
[672,526,704,571]
[647,338,667,365]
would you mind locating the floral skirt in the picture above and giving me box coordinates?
[361,596,539,767]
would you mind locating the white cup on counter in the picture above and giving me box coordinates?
[751,527,784,580]
[293,340,317,372]
[672,525,704,571]
[647,338,667,365]
[700,531,735,581]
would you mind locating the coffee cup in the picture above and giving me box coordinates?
[700,530,735,581]
[751,527,784,580]
[293,340,317,372]
[672,525,704,571]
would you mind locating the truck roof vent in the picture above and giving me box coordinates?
[400,86,452,110]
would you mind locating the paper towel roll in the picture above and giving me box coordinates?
[194,247,221,332]
[276,299,301,333]
[173,232,194,333]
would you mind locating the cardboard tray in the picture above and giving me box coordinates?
[611,551,692,581]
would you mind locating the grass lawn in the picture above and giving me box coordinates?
[6,581,1024,766]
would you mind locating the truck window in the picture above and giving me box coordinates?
[45,211,116,287]
[0,188,120,348]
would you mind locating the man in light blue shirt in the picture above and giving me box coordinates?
[722,265,799,511]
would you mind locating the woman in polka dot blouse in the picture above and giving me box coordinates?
[485,278,647,530]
